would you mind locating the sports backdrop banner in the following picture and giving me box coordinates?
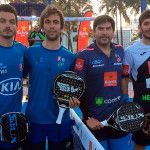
[77,11,93,52]
[16,21,29,47]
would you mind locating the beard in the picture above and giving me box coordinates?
[140,28,150,40]
[97,37,111,46]
[0,29,15,39]
[45,32,60,41]
[142,33,150,40]
[2,34,14,39]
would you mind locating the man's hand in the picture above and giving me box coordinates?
[86,117,104,130]
[69,97,80,108]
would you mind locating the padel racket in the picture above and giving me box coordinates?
[142,113,150,135]
[53,71,85,124]
[0,112,28,143]
[101,102,144,132]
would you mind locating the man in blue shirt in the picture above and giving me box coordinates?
[0,4,26,150]
[74,15,132,150]
[23,6,80,150]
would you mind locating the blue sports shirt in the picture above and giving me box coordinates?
[74,41,125,121]
[0,42,25,115]
[23,44,75,124]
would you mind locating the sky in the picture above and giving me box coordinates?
[91,0,101,16]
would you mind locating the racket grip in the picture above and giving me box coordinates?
[56,107,66,124]
[101,120,108,126]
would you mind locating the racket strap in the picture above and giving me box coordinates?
[56,106,66,124]
[101,120,108,126]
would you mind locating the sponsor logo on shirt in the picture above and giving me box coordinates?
[0,63,7,75]
[95,97,104,106]
[142,94,150,101]
[146,78,150,88]
[140,52,147,56]
[92,59,104,67]
[0,78,22,95]
[104,72,117,87]
[75,58,85,71]
[115,54,122,62]
[19,57,23,71]
[113,62,122,66]
[95,96,121,105]
[57,56,65,67]
[104,96,121,104]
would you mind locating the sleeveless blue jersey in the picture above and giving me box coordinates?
[23,44,75,124]
[0,42,25,114]
[74,42,125,121]
[123,40,150,113]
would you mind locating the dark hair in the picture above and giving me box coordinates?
[0,4,17,24]
[139,9,150,26]
[93,15,115,31]
[40,5,64,29]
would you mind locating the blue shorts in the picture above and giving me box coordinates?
[29,122,73,143]
[0,142,17,150]
[100,134,134,150]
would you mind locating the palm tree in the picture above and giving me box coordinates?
[7,0,93,50]
[51,0,92,51]
[99,0,130,45]
[6,0,48,4]
[123,0,150,14]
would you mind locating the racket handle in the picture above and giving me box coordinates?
[56,106,66,124]
[101,120,108,126]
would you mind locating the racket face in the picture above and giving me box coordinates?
[116,102,144,132]
[53,71,85,105]
[142,113,150,135]
[1,112,28,143]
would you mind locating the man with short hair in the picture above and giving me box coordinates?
[122,9,150,150]
[74,15,132,150]
[0,4,26,150]
[23,5,80,150]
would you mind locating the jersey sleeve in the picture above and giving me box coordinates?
[122,49,134,78]
[73,52,90,120]
[23,48,30,78]
[73,52,88,79]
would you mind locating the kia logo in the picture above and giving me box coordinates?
[0,78,22,95]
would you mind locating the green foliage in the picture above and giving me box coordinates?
[7,0,48,4]
[99,0,130,23]
[131,31,140,42]
[123,0,150,14]
[99,0,150,23]
[7,0,93,51]
[51,0,92,17]
[51,0,93,50]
